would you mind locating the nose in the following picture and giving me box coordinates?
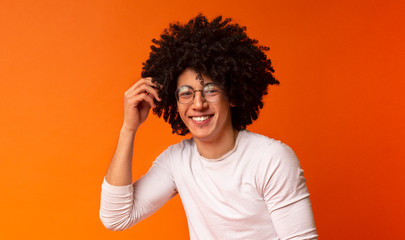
[191,90,207,110]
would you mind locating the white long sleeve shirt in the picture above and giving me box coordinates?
[100,130,318,239]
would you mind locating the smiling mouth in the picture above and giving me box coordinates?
[191,115,212,122]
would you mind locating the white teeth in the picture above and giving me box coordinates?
[192,116,210,122]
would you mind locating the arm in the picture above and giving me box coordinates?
[100,78,177,230]
[258,142,318,240]
[105,77,160,186]
[270,197,317,239]
[100,163,177,231]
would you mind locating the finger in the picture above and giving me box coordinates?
[127,84,161,102]
[138,93,156,108]
[125,84,161,101]
[127,77,157,93]
[144,94,157,108]
[127,93,156,109]
[137,85,161,102]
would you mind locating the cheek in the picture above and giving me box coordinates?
[177,105,187,119]
[219,100,232,111]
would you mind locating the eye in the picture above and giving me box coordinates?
[179,91,193,97]
[177,86,194,98]
[204,84,221,95]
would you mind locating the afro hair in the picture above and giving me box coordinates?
[141,14,279,135]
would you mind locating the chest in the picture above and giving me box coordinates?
[174,155,269,220]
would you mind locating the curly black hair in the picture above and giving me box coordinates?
[141,14,279,135]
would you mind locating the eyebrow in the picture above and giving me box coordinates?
[177,83,217,89]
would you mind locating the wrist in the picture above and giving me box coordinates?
[121,124,138,135]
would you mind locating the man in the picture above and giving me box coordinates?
[100,15,318,239]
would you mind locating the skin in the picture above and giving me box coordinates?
[105,69,238,186]
[105,77,161,185]
[176,68,238,159]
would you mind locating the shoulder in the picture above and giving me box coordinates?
[161,138,194,156]
[239,130,275,144]
[235,131,301,177]
[246,133,309,206]
[148,138,194,177]
[238,130,292,156]
[155,138,195,167]
[238,130,301,173]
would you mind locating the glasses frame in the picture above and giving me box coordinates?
[175,83,223,104]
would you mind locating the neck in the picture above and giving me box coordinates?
[194,128,239,160]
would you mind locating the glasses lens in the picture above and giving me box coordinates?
[176,83,222,104]
[203,83,221,102]
[177,86,194,104]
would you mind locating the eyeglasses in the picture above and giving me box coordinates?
[175,83,223,104]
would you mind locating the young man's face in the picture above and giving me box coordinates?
[176,68,234,143]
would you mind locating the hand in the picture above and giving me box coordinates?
[122,77,161,132]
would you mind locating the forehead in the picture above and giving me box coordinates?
[177,68,213,87]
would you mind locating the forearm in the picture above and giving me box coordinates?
[100,143,177,231]
[105,126,137,186]
[100,178,136,231]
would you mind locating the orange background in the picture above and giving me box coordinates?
[1,0,404,239]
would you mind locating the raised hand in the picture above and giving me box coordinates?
[122,77,161,132]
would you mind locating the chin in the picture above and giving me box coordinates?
[188,127,214,141]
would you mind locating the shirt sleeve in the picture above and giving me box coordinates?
[256,141,318,239]
[99,149,177,231]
